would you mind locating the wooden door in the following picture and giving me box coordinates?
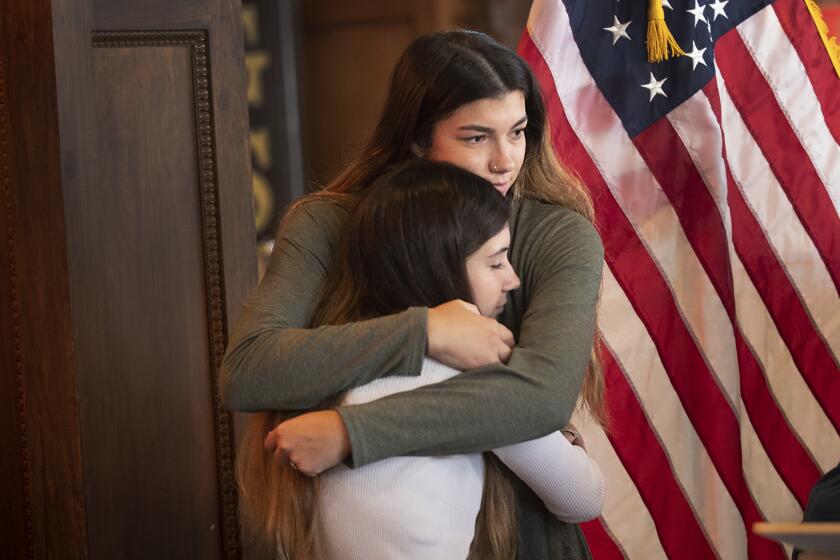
[0,0,255,558]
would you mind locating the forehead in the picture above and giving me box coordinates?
[438,91,526,129]
[474,226,511,256]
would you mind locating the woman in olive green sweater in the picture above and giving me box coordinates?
[220,30,605,559]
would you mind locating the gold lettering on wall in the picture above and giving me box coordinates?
[242,5,259,47]
[252,170,272,232]
[250,127,271,169]
[245,51,270,106]
[243,2,276,240]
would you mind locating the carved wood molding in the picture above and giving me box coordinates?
[92,30,240,560]
[0,40,37,560]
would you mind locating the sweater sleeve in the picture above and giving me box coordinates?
[219,198,427,411]
[492,433,605,523]
[338,205,604,467]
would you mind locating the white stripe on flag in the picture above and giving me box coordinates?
[740,409,802,527]
[572,411,666,560]
[666,93,731,238]
[737,6,840,209]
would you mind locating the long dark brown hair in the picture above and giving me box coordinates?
[238,161,519,559]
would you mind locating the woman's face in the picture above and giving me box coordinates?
[465,226,521,317]
[423,91,527,197]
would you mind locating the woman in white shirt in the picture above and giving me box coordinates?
[236,160,604,559]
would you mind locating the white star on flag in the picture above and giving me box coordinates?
[641,72,667,101]
[687,0,708,27]
[603,16,631,45]
[685,41,708,70]
[710,0,729,20]
[662,0,673,8]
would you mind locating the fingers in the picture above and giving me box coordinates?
[458,300,480,315]
[497,342,513,364]
[273,446,290,468]
[284,450,320,477]
[496,322,515,348]
[266,429,295,469]
[264,429,278,452]
[428,299,517,369]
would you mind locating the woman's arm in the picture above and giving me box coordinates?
[492,431,604,523]
[220,198,427,411]
[335,204,604,467]
[220,198,513,411]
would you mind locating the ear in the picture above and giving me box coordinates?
[410,143,425,157]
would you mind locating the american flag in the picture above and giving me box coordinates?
[518,0,840,558]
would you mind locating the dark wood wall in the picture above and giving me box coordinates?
[0,0,256,558]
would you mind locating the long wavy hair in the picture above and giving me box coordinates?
[238,161,519,559]
[310,29,606,426]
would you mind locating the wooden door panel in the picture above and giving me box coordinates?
[72,37,222,559]
[1,0,254,558]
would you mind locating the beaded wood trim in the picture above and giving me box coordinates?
[1,38,36,560]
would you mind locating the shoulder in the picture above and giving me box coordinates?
[512,198,604,264]
[282,193,354,236]
[269,194,355,269]
[275,194,355,254]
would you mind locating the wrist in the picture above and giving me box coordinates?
[333,407,360,467]
[425,306,440,358]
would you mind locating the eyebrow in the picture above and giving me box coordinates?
[488,246,510,258]
[458,115,528,133]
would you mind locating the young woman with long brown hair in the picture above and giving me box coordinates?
[221,29,606,558]
[236,161,604,559]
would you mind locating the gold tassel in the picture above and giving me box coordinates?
[647,0,686,62]
[803,0,840,79]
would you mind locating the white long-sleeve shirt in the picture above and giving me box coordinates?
[315,358,605,559]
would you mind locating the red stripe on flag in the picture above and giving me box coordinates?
[581,517,627,560]
[715,31,840,294]
[772,0,840,144]
[631,119,734,306]
[703,77,840,442]
[520,32,787,560]
[601,345,719,560]
[633,118,822,505]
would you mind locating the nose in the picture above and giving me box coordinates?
[489,143,515,174]
[504,266,521,292]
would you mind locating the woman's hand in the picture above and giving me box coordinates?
[427,300,515,369]
[263,409,351,476]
